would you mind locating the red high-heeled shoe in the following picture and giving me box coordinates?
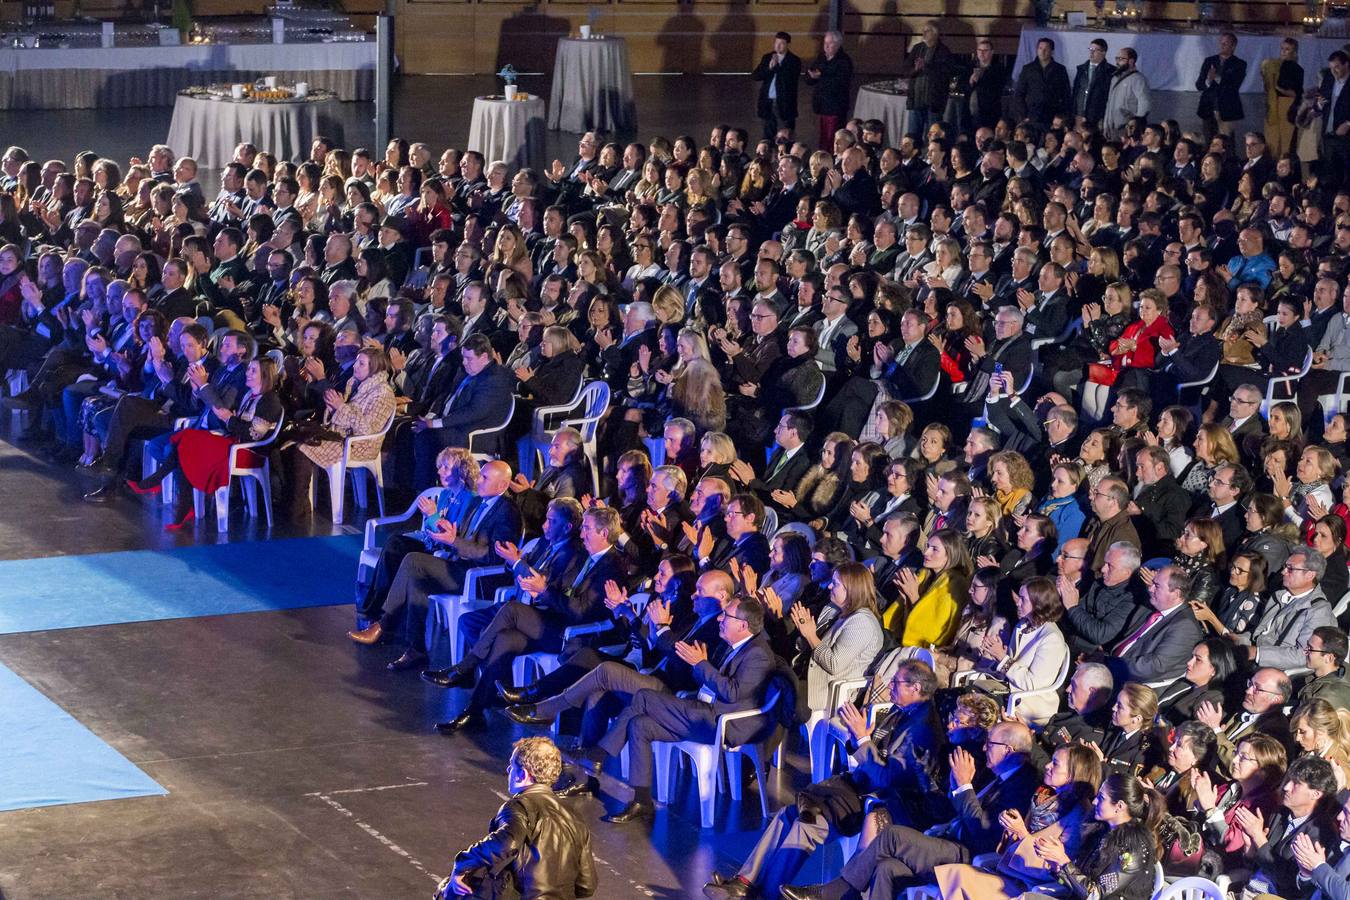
[164,510,195,531]
[126,479,161,496]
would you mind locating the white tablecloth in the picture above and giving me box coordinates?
[165,93,343,170]
[854,82,911,145]
[468,94,547,171]
[547,36,637,133]
[1014,26,1338,93]
[0,41,374,109]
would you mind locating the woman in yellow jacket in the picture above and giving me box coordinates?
[883,528,972,647]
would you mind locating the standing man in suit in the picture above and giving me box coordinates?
[753,32,801,141]
[1110,564,1204,685]
[578,594,775,824]
[805,30,854,151]
[1323,51,1350,195]
[1196,32,1248,142]
[902,21,954,140]
[965,38,1007,131]
[412,333,514,486]
[782,722,1040,900]
[1072,38,1115,128]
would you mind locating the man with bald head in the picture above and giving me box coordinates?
[830,146,881,218]
[367,459,523,675]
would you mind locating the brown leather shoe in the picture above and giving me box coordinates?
[347,622,383,645]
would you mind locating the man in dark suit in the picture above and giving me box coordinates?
[153,258,201,321]
[965,38,1007,130]
[1197,666,1294,777]
[831,147,881,219]
[804,30,853,150]
[749,155,805,240]
[1129,446,1191,558]
[783,721,1040,900]
[752,32,802,140]
[1061,541,1144,657]
[1199,463,1250,551]
[1071,39,1115,127]
[433,504,627,734]
[412,334,515,486]
[1019,262,1070,343]
[983,388,1079,492]
[705,660,949,899]
[699,493,772,576]
[1110,564,1204,686]
[1320,51,1350,190]
[902,21,954,139]
[1151,303,1221,412]
[506,569,734,763]
[1195,31,1247,142]
[728,412,812,512]
[957,308,1032,418]
[579,593,775,824]
[1246,756,1340,899]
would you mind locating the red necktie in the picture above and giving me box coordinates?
[1115,611,1161,656]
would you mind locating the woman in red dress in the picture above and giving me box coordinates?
[129,356,284,529]
[1082,286,1174,422]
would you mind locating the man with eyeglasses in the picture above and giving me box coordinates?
[1153,300,1221,414]
[1236,547,1336,670]
[1297,278,1350,436]
[1195,666,1294,777]
[1221,382,1267,444]
[705,660,947,900]
[1083,478,1141,574]
[697,493,770,575]
[1109,563,1202,685]
[1061,540,1143,657]
[1298,625,1350,711]
[1199,463,1251,549]
[730,411,812,512]
[782,721,1039,900]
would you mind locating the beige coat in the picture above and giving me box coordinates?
[300,373,396,468]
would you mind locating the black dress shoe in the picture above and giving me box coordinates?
[495,679,539,704]
[422,667,473,689]
[386,650,428,671]
[82,483,119,504]
[554,775,598,798]
[504,704,551,726]
[778,886,825,900]
[601,799,653,823]
[434,710,486,735]
[702,875,754,900]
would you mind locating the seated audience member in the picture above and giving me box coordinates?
[1300,625,1350,711]
[1235,545,1336,669]
[1195,666,1295,777]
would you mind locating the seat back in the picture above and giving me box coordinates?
[344,407,396,464]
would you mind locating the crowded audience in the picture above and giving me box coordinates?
[14,24,1350,899]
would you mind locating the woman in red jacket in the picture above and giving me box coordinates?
[1082,286,1173,422]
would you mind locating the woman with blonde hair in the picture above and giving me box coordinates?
[1181,422,1241,494]
[887,528,973,646]
[670,358,726,433]
[1291,698,1350,787]
[966,495,1010,569]
[697,431,738,481]
[490,222,532,280]
[988,450,1035,519]
[515,324,585,409]
[1160,517,1226,604]
[650,283,686,327]
[870,399,913,459]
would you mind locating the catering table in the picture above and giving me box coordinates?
[854,81,911,145]
[1014,26,1337,93]
[165,89,343,170]
[0,40,374,110]
[547,35,637,133]
[468,93,547,171]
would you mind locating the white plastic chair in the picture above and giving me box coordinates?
[1316,370,1350,424]
[644,435,666,467]
[192,411,285,532]
[517,380,585,479]
[1177,358,1219,411]
[1158,876,1227,899]
[308,407,396,524]
[1335,589,1350,620]
[559,381,610,494]
[511,619,617,686]
[467,394,516,463]
[761,507,779,539]
[1261,348,1313,418]
[358,487,440,581]
[6,368,29,430]
[650,689,779,829]
[900,368,942,405]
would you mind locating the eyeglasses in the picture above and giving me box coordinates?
[718,611,748,622]
[750,313,775,320]
[1247,679,1283,696]
[985,739,1015,751]
[1061,553,1087,561]
[1283,564,1312,573]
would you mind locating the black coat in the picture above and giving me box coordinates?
[807,50,854,117]
[753,50,802,123]
[1015,59,1071,126]
[1196,53,1247,122]
[1132,475,1191,558]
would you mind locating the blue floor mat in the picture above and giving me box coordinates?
[0,662,166,811]
[0,535,362,634]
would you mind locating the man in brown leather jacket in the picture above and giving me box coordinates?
[439,736,596,899]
